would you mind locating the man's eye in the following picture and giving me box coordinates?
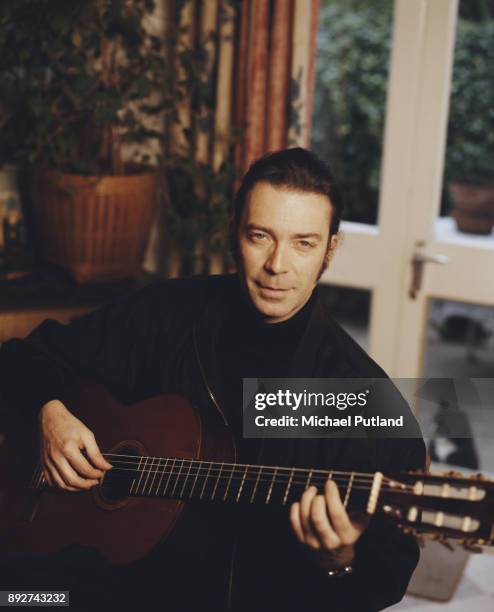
[250,232,267,241]
[298,240,314,249]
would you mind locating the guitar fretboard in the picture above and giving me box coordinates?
[100,454,375,510]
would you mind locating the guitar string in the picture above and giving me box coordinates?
[31,459,413,491]
[32,455,415,493]
[106,464,388,488]
[101,452,386,480]
[90,465,410,494]
[100,455,412,489]
[99,452,480,487]
[103,460,382,485]
[31,464,407,494]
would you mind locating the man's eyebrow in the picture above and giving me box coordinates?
[244,224,323,240]
[292,232,322,240]
[244,223,272,234]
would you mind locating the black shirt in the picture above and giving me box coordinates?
[218,280,317,460]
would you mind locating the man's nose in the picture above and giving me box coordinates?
[264,243,289,274]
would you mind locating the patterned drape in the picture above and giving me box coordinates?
[144,0,320,275]
[236,0,320,175]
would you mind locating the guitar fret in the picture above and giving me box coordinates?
[124,456,368,515]
[282,467,295,505]
[188,460,202,499]
[344,472,355,508]
[250,466,263,503]
[199,462,213,500]
[135,456,148,495]
[148,456,160,494]
[223,464,235,501]
[162,458,176,497]
[236,466,249,502]
[306,469,313,489]
[142,456,151,494]
[171,459,184,497]
[179,459,193,498]
[211,463,224,500]
[143,456,155,495]
[266,467,278,504]
[129,456,143,495]
[154,458,168,495]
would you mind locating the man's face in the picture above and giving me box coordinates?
[237,182,334,323]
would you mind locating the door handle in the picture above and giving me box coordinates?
[409,247,449,299]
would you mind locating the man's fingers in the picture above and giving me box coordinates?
[300,486,318,534]
[81,431,112,471]
[66,444,104,479]
[324,480,360,544]
[45,456,79,492]
[55,455,99,490]
[39,402,109,492]
[310,494,340,549]
[300,486,321,549]
[289,502,305,543]
[290,498,321,550]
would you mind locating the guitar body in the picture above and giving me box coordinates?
[0,383,235,565]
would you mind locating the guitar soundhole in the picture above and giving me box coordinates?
[99,446,140,503]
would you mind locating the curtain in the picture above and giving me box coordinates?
[236,0,320,175]
[143,0,320,276]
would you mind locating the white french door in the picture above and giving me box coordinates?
[321,0,494,378]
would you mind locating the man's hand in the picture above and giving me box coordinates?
[289,480,369,568]
[39,399,112,491]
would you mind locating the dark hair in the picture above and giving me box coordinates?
[230,148,344,257]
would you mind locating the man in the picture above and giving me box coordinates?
[0,148,425,611]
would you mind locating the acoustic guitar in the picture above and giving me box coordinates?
[1,382,493,565]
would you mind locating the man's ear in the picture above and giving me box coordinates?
[329,233,339,253]
[324,232,341,265]
[318,232,341,279]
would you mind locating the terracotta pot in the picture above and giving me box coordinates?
[33,168,158,283]
[448,181,494,235]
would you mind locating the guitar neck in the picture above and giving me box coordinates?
[102,453,376,511]
[29,451,494,546]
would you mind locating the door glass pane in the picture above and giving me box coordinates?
[312,0,394,225]
[423,298,494,472]
[436,0,494,244]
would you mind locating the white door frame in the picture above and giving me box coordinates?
[321,0,494,377]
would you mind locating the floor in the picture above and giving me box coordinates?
[391,552,494,611]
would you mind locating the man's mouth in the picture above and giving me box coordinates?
[256,281,290,296]
[257,281,288,290]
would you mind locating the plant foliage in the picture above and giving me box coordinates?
[0,0,167,175]
[446,17,494,184]
[312,0,392,224]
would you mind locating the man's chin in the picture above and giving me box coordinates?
[252,297,293,323]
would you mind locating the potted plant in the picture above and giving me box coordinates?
[0,0,168,282]
[445,17,494,235]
